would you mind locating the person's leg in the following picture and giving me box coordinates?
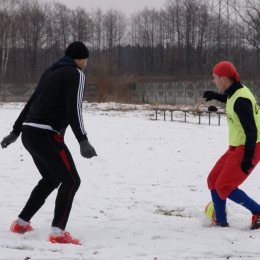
[210,190,228,225]
[20,127,80,230]
[228,188,260,213]
[229,143,260,212]
[10,128,62,234]
[207,148,231,191]
[18,156,60,222]
[51,145,81,230]
[207,148,231,225]
[214,146,249,200]
[227,143,260,229]
[215,144,260,229]
[215,143,260,200]
[44,134,81,244]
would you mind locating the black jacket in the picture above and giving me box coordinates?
[12,56,87,142]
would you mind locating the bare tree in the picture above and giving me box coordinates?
[46,2,73,61]
[0,0,258,86]
[70,7,92,43]
[90,8,103,54]
[231,0,260,73]
[102,9,126,51]
[17,0,48,82]
[196,2,209,72]
[0,0,18,100]
[101,8,127,74]
[131,8,162,75]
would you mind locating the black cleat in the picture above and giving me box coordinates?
[209,220,229,227]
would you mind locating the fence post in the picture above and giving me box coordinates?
[146,84,148,103]
[184,83,186,105]
[164,83,166,104]
[174,83,176,105]
[137,84,139,103]
[195,82,197,104]
[3,84,7,102]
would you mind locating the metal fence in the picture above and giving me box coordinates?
[0,83,36,102]
[132,81,260,105]
[1,81,260,104]
[0,83,98,102]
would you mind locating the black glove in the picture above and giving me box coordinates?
[208,105,218,112]
[203,91,220,101]
[1,132,18,148]
[79,139,97,158]
[241,156,254,174]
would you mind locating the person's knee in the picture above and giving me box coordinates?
[54,180,61,189]
[207,175,215,190]
[215,183,230,200]
[74,176,81,191]
[216,190,227,200]
[62,175,80,191]
[39,177,60,189]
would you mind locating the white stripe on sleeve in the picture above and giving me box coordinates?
[77,68,87,135]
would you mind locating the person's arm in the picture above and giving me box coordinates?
[12,69,50,136]
[12,91,36,136]
[203,91,228,103]
[64,68,97,158]
[64,68,87,142]
[1,89,36,148]
[234,97,257,174]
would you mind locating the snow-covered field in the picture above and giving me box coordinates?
[1,102,260,260]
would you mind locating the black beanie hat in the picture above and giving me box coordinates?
[65,41,89,59]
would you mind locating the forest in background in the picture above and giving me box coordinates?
[1,0,260,88]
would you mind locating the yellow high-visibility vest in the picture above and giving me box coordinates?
[226,85,260,146]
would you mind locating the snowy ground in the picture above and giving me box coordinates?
[1,102,260,260]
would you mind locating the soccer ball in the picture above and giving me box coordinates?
[205,201,228,221]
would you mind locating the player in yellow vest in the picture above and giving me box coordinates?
[203,61,260,229]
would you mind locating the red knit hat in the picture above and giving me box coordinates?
[213,61,239,81]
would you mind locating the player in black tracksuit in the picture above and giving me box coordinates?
[1,41,97,244]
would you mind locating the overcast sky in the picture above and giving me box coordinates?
[47,0,167,16]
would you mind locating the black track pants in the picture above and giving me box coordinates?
[19,126,81,230]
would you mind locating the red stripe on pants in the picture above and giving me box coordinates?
[59,150,71,171]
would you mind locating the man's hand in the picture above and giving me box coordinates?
[79,139,97,158]
[203,91,219,101]
[1,132,18,148]
[241,156,254,174]
[208,105,218,112]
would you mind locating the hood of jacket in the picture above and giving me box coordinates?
[50,56,81,70]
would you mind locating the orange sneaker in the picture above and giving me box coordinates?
[251,213,260,230]
[49,231,81,245]
[10,221,33,234]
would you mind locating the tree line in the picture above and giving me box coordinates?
[1,0,260,86]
